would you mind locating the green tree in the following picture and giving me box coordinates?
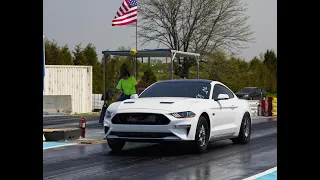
[44,39,73,65]
[105,55,123,88]
[44,39,60,65]
[82,43,103,94]
[206,51,229,82]
[59,45,73,65]
[263,50,277,78]
[140,66,157,84]
[72,44,88,65]
[120,62,131,75]
[248,56,270,91]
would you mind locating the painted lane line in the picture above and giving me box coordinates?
[43,142,78,150]
[243,167,277,180]
[254,171,277,180]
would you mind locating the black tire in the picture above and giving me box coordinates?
[107,139,126,152]
[193,116,210,153]
[231,113,251,144]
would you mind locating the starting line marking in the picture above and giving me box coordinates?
[43,142,77,150]
[243,167,277,180]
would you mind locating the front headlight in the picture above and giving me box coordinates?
[105,111,112,118]
[170,111,196,118]
[243,94,249,98]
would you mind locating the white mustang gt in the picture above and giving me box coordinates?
[104,79,252,153]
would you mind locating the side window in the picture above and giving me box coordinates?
[257,88,261,93]
[224,86,234,98]
[212,84,234,99]
[212,85,223,100]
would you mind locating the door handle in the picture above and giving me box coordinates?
[231,105,238,109]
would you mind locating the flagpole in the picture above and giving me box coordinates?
[135,21,138,79]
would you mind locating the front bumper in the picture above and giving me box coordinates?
[103,109,198,142]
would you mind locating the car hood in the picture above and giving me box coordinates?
[116,97,202,111]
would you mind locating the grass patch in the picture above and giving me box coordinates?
[267,92,277,98]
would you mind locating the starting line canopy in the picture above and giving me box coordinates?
[102,48,201,79]
[101,49,202,101]
[102,49,200,58]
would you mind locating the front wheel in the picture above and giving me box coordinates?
[193,116,210,153]
[107,139,126,152]
[231,113,251,144]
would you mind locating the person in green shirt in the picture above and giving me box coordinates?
[116,70,137,101]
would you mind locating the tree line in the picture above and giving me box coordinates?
[44,38,277,95]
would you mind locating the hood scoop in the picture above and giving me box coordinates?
[124,101,135,104]
[160,102,174,104]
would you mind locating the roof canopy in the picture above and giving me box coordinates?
[102,48,200,58]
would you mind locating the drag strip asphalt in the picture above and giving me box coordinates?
[43,118,277,180]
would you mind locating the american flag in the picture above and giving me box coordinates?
[112,0,138,26]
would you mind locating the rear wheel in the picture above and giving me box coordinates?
[231,113,251,144]
[107,139,126,152]
[193,116,210,153]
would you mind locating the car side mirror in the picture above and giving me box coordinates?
[215,94,229,101]
[130,94,139,99]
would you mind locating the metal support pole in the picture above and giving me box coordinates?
[171,52,177,80]
[135,57,137,79]
[103,55,106,104]
[170,54,173,79]
[135,21,138,79]
[148,57,150,66]
[165,55,168,74]
[196,56,199,79]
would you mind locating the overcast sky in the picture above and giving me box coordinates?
[43,0,277,61]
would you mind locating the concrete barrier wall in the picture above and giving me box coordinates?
[43,95,72,115]
[92,94,104,111]
[248,100,261,116]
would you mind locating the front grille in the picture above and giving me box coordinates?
[110,132,174,138]
[111,113,170,125]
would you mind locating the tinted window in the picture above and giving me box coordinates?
[256,88,262,93]
[240,88,254,93]
[139,82,212,99]
[212,84,234,100]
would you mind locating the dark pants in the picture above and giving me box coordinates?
[99,104,108,123]
[117,94,131,101]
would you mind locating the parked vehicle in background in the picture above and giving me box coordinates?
[235,87,266,100]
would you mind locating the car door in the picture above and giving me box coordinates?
[210,84,236,137]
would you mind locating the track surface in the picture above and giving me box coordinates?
[43,116,277,180]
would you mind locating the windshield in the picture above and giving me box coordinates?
[240,88,255,93]
[139,81,212,99]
